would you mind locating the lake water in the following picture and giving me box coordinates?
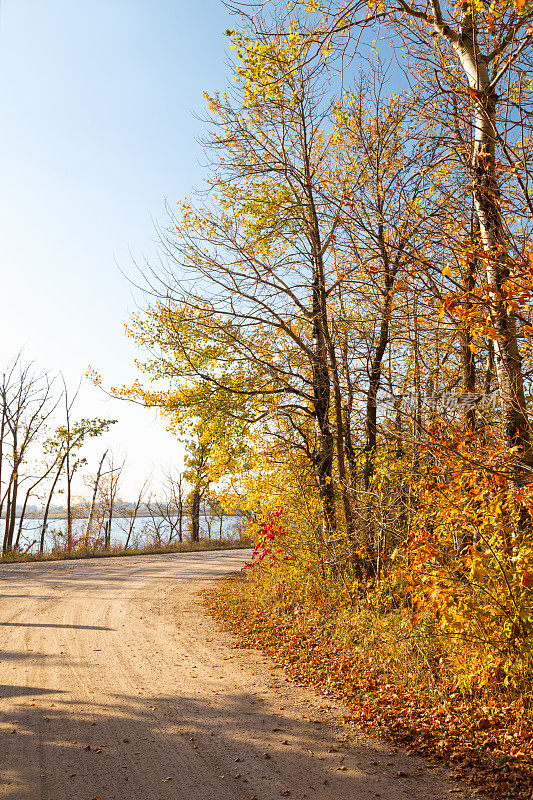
[1,514,246,553]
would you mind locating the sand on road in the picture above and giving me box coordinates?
[0,550,479,800]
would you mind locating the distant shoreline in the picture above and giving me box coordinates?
[1,511,247,521]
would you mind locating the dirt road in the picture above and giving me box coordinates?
[0,550,477,800]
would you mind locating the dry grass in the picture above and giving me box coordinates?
[0,537,251,564]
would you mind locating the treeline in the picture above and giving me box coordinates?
[122,1,533,695]
[0,357,233,556]
[18,502,245,520]
[0,357,115,554]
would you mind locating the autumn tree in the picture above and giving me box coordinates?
[247,0,533,472]
[127,32,369,549]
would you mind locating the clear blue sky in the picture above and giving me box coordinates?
[0,0,235,497]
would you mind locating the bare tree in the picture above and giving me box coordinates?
[99,454,125,550]
[155,469,186,544]
[84,450,108,548]
[123,477,150,550]
[0,358,58,554]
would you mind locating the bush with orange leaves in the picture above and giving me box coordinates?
[397,429,533,692]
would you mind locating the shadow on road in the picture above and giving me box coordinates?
[0,684,65,699]
[0,685,417,800]
[0,622,114,631]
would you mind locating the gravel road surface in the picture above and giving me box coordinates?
[0,550,478,800]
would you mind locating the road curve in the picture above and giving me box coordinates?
[0,550,475,800]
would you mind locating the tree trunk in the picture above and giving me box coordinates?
[484,339,494,395]
[0,404,6,526]
[451,17,531,465]
[298,130,339,541]
[460,219,478,433]
[15,490,31,552]
[411,302,423,477]
[40,456,66,554]
[66,449,73,551]
[7,471,18,552]
[3,460,20,554]
[473,102,530,459]
[85,451,107,548]
[107,504,113,550]
[364,252,395,490]
[311,286,337,539]
[3,481,12,554]
[339,330,359,487]
[125,493,143,550]
[190,487,201,542]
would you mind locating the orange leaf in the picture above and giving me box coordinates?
[521,571,533,589]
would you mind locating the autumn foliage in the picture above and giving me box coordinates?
[124,3,533,795]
